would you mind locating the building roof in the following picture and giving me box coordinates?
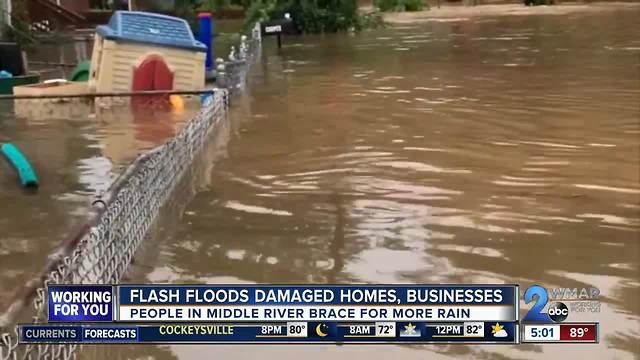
[96,11,207,52]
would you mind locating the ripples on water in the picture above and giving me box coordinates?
[1,7,639,360]
[126,9,640,360]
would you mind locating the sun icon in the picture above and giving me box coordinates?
[491,323,508,338]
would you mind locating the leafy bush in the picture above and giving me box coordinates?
[375,0,401,11]
[243,0,381,34]
[375,0,425,12]
[1,0,36,47]
[1,24,33,47]
[141,0,203,29]
[202,0,230,11]
[243,0,279,32]
[403,0,424,11]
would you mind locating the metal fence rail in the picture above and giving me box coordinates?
[0,22,262,360]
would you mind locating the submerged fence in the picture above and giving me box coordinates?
[217,23,262,92]
[0,23,262,360]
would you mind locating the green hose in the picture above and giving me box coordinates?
[1,143,39,188]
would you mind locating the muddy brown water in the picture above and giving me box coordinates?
[0,23,242,314]
[3,7,640,360]
[0,102,202,311]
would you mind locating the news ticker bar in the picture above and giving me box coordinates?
[47,285,518,323]
[522,323,599,343]
[19,321,518,344]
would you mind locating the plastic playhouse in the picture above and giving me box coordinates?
[88,11,207,96]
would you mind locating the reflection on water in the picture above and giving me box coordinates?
[116,7,639,360]
[0,99,200,310]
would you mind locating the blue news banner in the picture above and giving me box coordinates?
[20,322,518,344]
[20,284,519,344]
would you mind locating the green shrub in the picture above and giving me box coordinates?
[403,0,424,11]
[1,0,36,47]
[202,0,230,11]
[374,0,425,12]
[375,0,401,12]
[242,0,278,33]
[243,0,380,34]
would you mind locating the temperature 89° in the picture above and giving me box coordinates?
[570,327,588,338]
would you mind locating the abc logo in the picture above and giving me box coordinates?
[548,302,569,322]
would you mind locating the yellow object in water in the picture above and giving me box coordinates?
[169,95,185,112]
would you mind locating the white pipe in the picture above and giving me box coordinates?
[6,0,12,27]
[128,0,132,10]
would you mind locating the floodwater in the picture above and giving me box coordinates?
[2,5,640,360]
[123,8,638,360]
[0,100,201,311]
[0,23,241,313]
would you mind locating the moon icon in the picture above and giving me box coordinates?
[315,324,328,337]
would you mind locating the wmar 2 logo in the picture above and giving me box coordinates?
[523,285,600,323]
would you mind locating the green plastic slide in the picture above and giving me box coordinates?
[69,60,91,82]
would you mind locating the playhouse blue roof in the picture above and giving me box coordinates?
[96,11,207,52]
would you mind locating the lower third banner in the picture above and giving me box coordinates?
[19,322,518,344]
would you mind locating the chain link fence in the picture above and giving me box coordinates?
[216,23,262,93]
[0,22,262,360]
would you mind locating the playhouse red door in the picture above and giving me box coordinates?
[131,56,174,108]
[131,56,176,145]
